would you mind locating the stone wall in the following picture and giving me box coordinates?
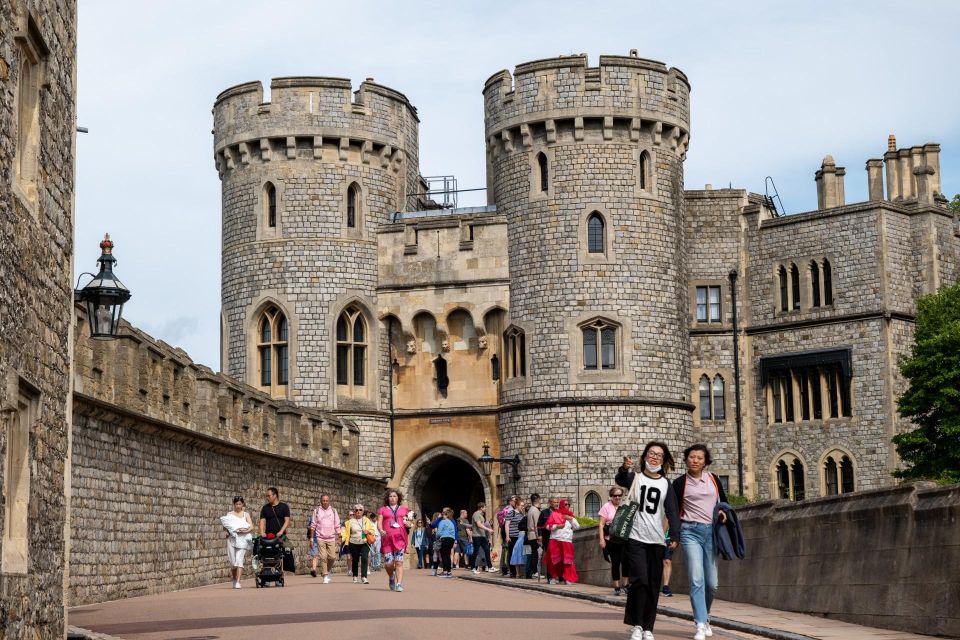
[69,308,384,604]
[0,1,77,638]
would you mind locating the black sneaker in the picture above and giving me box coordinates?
[310,570,317,578]
[661,585,673,597]
[614,587,622,596]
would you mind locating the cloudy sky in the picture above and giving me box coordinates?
[75,1,960,369]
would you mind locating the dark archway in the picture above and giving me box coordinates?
[418,456,484,520]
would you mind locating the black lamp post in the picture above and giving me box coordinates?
[75,234,131,339]
[478,439,521,496]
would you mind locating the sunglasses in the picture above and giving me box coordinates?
[611,494,623,498]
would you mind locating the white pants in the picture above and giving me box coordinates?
[227,543,246,568]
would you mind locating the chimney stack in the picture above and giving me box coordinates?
[866,159,884,201]
[815,155,846,209]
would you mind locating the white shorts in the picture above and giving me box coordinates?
[227,543,246,568]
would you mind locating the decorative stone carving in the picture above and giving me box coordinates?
[441,340,451,352]
[406,339,417,354]
[477,336,488,350]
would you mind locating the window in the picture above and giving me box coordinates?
[698,374,725,420]
[14,28,44,208]
[639,151,650,192]
[790,263,800,310]
[347,183,360,228]
[537,152,548,193]
[823,258,833,305]
[699,375,711,419]
[582,319,617,370]
[840,455,854,493]
[824,451,855,496]
[695,286,721,323]
[771,374,783,423]
[264,182,277,228]
[336,306,367,388]
[712,375,725,420]
[762,350,852,423]
[587,213,605,254]
[584,491,601,517]
[504,326,526,378]
[774,454,805,501]
[2,383,38,574]
[778,266,788,312]
[256,306,289,394]
[810,261,821,307]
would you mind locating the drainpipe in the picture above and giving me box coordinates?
[388,317,396,481]
[729,269,745,494]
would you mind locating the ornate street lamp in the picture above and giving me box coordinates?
[478,440,521,495]
[75,234,131,339]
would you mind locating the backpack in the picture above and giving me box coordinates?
[496,506,510,528]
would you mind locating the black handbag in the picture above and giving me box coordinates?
[609,473,641,544]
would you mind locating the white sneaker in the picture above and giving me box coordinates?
[361,577,369,584]
[472,568,479,575]
[233,581,241,589]
[323,575,332,584]
[703,624,713,637]
[694,623,706,640]
[530,572,541,578]
[630,626,644,640]
[352,577,358,583]
[643,631,655,640]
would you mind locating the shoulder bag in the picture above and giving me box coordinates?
[609,471,642,544]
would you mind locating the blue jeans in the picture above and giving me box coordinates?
[416,546,426,568]
[680,521,718,624]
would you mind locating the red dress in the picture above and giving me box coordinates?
[545,504,579,583]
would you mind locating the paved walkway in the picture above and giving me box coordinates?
[68,569,762,640]
[460,573,938,640]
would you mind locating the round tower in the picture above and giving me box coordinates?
[214,76,420,477]
[484,53,693,504]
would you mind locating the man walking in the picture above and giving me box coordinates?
[259,487,290,539]
[457,509,473,569]
[498,495,517,576]
[470,502,495,573]
[309,494,340,583]
[526,494,542,578]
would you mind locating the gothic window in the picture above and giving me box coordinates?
[504,326,526,378]
[264,182,277,228]
[2,383,37,574]
[712,375,726,420]
[774,454,805,501]
[810,261,821,307]
[537,152,548,193]
[790,263,800,310]
[778,266,788,312]
[336,306,367,388]
[823,451,855,496]
[347,182,360,229]
[698,374,726,420]
[639,151,650,192]
[699,375,711,419]
[587,213,605,254]
[823,258,834,305]
[792,459,806,500]
[256,306,289,394]
[766,358,850,424]
[840,455,854,493]
[825,456,838,496]
[584,491,601,516]
[581,319,617,371]
[14,25,45,209]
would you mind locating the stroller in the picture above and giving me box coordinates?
[253,536,285,588]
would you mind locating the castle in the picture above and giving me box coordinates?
[213,50,959,518]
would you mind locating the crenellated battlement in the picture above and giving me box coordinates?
[483,51,690,157]
[213,76,419,179]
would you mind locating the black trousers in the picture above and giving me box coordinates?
[608,541,626,582]
[348,542,369,578]
[440,537,455,572]
[622,540,665,630]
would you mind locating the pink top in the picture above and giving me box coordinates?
[598,501,617,522]
[310,505,341,541]
[378,505,410,552]
[682,474,719,524]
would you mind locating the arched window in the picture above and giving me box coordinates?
[810,261,821,307]
[336,306,367,388]
[537,152,548,193]
[347,183,360,229]
[584,491,602,517]
[256,306,289,394]
[587,213,605,254]
[840,455,854,493]
[639,151,650,191]
[712,375,725,420]
[776,460,790,499]
[264,182,277,228]
[504,326,526,378]
[582,319,617,370]
[699,375,711,419]
[791,459,805,500]
[774,454,805,501]
[778,266,788,312]
[790,263,800,310]
[824,451,855,496]
[822,258,833,305]
[824,457,838,495]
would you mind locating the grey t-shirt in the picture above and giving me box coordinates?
[471,510,487,539]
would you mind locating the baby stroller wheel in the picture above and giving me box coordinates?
[278,576,285,587]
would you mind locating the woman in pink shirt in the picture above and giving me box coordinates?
[377,488,412,592]
[598,485,628,596]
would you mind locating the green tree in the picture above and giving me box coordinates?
[893,282,960,483]
[950,193,960,214]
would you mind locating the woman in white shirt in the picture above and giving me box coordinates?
[220,496,254,589]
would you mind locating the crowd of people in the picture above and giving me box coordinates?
[220,441,739,640]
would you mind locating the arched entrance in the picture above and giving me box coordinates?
[399,445,492,522]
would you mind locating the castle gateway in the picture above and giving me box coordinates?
[213,52,958,512]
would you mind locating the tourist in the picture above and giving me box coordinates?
[525,494,542,578]
[412,520,426,569]
[470,502,495,573]
[259,487,290,539]
[342,504,374,584]
[614,443,681,640]
[435,507,457,577]
[369,512,383,572]
[545,499,579,584]
[505,497,526,577]
[538,496,559,576]
[308,494,340,583]
[377,488,412,592]
[598,486,628,595]
[497,496,517,576]
[672,444,728,640]
[220,496,253,589]
[429,511,442,575]
[457,509,473,569]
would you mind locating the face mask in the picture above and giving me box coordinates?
[646,464,662,473]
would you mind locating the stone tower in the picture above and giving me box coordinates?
[213,76,420,477]
[484,53,693,503]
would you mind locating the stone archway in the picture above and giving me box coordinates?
[399,445,493,522]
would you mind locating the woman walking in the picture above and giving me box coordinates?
[342,504,375,584]
[673,444,728,640]
[377,488,412,592]
[435,507,457,577]
[412,520,426,569]
[220,496,254,589]
[598,486,628,595]
[544,499,580,584]
[615,442,681,640]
